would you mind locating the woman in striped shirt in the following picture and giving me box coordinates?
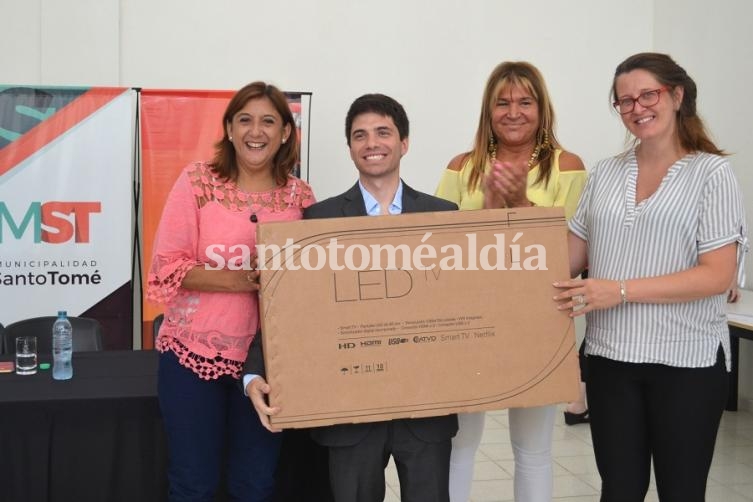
[554,53,747,501]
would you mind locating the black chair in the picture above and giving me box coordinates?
[2,316,104,354]
[152,314,164,343]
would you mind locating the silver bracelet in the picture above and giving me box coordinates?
[619,280,627,305]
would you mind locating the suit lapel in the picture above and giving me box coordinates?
[341,182,368,217]
[401,181,421,214]
[344,179,421,216]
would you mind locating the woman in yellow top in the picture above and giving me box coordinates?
[436,61,586,502]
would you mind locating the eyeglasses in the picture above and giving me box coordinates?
[612,87,669,115]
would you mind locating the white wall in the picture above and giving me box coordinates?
[122,0,647,198]
[3,0,752,406]
[2,0,647,196]
[654,0,753,410]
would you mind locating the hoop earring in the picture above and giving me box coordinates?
[536,129,550,151]
[488,136,497,161]
[527,144,541,169]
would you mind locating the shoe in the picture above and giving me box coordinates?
[564,409,589,425]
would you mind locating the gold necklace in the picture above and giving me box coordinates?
[487,142,541,208]
[489,142,541,169]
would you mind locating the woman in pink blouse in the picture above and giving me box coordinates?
[147,81,314,501]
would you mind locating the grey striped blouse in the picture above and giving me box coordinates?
[569,149,747,370]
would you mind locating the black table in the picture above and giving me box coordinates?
[727,324,753,411]
[0,350,167,502]
[726,290,753,412]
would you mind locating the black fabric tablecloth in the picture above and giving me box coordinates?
[0,350,168,502]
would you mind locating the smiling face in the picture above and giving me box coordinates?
[490,84,540,150]
[614,69,683,144]
[226,96,291,177]
[348,112,408,183]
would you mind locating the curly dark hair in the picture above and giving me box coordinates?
[345,93,409,146]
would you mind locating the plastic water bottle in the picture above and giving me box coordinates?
[52,311,73,380]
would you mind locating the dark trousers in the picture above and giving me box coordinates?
[586,349,727,502]
[158,350,282,502]
[274,429,333,502]
[327,420,451,502]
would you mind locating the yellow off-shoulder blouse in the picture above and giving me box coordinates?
[435,149,586,219]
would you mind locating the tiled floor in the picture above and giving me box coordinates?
[383,407,753,501]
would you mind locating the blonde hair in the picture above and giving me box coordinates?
[467,61,560,191]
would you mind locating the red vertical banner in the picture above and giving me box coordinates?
[139,89,311,348]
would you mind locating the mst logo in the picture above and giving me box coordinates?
[0,201,101,243]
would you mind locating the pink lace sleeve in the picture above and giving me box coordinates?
[147,166,201,304]
[296,178,316,208]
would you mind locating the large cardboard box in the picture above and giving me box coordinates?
[257,207,579,428]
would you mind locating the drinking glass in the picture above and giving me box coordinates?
[15,336,38,375]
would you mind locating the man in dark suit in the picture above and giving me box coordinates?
[245,93,458,502]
